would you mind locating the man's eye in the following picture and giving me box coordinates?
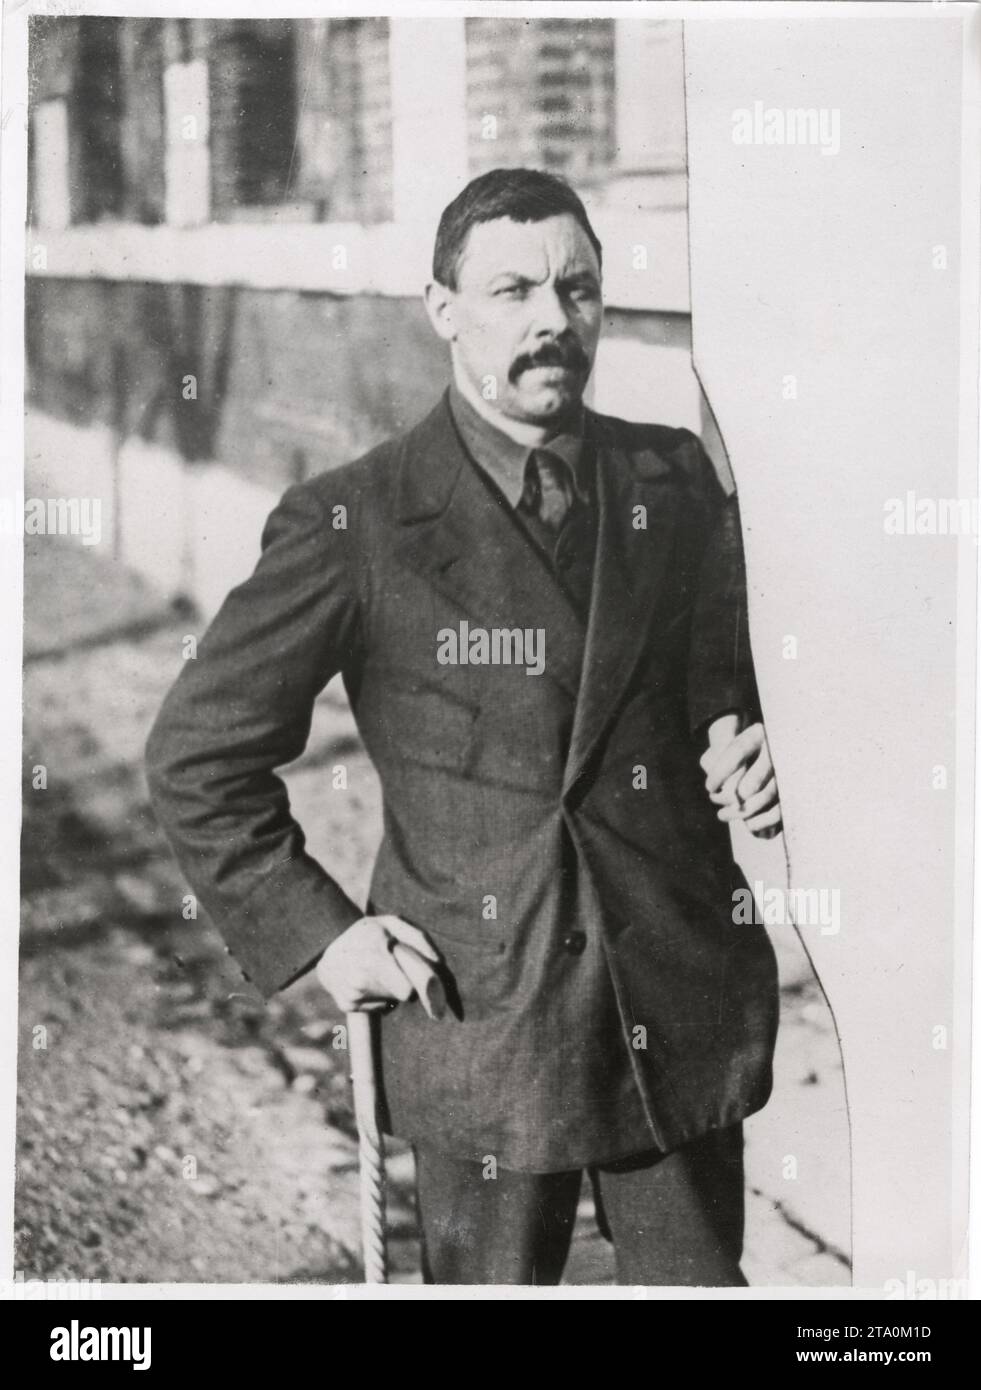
[568,285,598,302]
[494,284,526,298]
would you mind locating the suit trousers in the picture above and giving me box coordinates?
[413,1124,747,1286]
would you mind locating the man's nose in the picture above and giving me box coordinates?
[529,284,572,338]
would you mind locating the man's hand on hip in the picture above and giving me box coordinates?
[316,915,445,1017]
[701,716,783,839]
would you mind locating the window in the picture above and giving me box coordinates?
[73,17,125,222]
[209,19,298,217]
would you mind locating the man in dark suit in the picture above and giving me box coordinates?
[145,168,782,1286]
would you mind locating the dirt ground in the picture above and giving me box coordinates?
[16,533,850,1287]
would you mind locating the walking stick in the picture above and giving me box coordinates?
[347,1009,387,1283]
[347,941,446,1285]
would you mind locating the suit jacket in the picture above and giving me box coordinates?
[145,390,779,1172]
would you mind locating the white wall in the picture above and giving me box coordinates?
[685,9,976,1288]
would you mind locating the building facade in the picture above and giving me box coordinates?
[26,14,705,614]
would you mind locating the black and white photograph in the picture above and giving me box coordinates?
[1,0,978,1309]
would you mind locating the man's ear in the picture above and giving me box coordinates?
[424,280,457,343]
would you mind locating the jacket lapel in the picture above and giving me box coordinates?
[394,393,586,702]
[562,412,681,796]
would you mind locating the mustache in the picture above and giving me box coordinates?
[509,338,591,384]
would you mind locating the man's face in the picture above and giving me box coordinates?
[428,212,603,427]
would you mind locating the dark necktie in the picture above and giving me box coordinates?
[523,448,577,532]
[520,444,596,619]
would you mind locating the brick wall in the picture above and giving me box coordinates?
[466,16,615,184]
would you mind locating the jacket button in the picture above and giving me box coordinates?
[561,931,586,956]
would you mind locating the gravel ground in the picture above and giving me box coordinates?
[16,532,850,1287]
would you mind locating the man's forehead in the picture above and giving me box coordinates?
[457,214,600,284]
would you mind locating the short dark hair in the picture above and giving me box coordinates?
[432,167,603,290]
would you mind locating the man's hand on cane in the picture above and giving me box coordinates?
[318,915,446,1284]
[316,914,447,1020]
